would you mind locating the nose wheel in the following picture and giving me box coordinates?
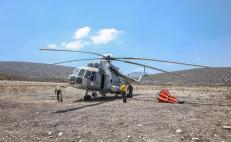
[84,95,91,101]
[92,92,97,97]
[84,90,92,101]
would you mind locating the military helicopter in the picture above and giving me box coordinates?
[40,48,209,101]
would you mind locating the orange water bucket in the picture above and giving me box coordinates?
[158,89,177,103]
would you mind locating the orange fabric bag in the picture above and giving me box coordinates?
[158,89,177,103]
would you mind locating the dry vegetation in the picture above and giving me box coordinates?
[140,67,231,86]
[0,61,73,82]
[0,81,231,142]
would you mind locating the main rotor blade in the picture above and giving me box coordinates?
[109,63,137,83]
[47,58,101,65]
[40,48,105,57]
[114,59,169,73]
[113,57,209,68]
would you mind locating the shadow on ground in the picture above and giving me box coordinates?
[73,93,144,103]
[73,95,122,103]
[54,94,148,113]
[54,96,124,113]
[53,102,105,113]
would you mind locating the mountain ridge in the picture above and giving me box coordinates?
[0,61,231,85]
[0,61,74,82]
[139,67,231,85]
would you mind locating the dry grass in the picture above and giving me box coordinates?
[0,81,231,142]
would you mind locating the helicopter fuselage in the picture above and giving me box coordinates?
[68,61,121,95]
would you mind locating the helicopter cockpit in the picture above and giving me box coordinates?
[69,67,99,86]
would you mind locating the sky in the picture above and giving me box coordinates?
[0,0,231,74]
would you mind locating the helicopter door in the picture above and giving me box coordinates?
[100,74,105,89]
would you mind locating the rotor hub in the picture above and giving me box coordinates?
[104,54,113,60]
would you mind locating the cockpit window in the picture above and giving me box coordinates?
[73,68,80,75]
[78,69,85,77]
[84,71,91,79]
[90,72,96,81]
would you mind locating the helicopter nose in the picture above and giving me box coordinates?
[69,76,76,84]
[75,77,82,84]
[69,76,82,85]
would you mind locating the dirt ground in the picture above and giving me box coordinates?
[0,81,231,142]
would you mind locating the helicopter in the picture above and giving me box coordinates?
[40,48,209,101]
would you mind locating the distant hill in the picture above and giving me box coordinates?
[0,61,74,82]
[139,67,231,85]
[1,61,231,85]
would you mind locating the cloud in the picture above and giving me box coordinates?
[47,27,123,50]
[61,42,66,46]
[74,26,91,39]
[65,40,84,49]
[91,28,122,44]
[47,43,57,49]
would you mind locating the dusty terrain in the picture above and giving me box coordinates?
[0,81,231,142]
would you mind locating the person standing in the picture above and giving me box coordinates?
[55,85,63,102]
[120,83,127,103]
[127,84,133,99]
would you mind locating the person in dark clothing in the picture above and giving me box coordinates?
[55,85,63,102]
[127,84,133,99]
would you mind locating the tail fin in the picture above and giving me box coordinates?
[137,75,143,82]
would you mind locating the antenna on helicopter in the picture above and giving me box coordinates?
[144,66,146,76]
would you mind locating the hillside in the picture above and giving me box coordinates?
[140,67,231,85]
[0,61,74,82]
[0,61,231,85]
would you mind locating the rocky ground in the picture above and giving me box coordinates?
[0,81,231,142]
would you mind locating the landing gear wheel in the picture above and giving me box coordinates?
[84,95,91,101]
[84,90,91,101]
[92,92,97,97]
